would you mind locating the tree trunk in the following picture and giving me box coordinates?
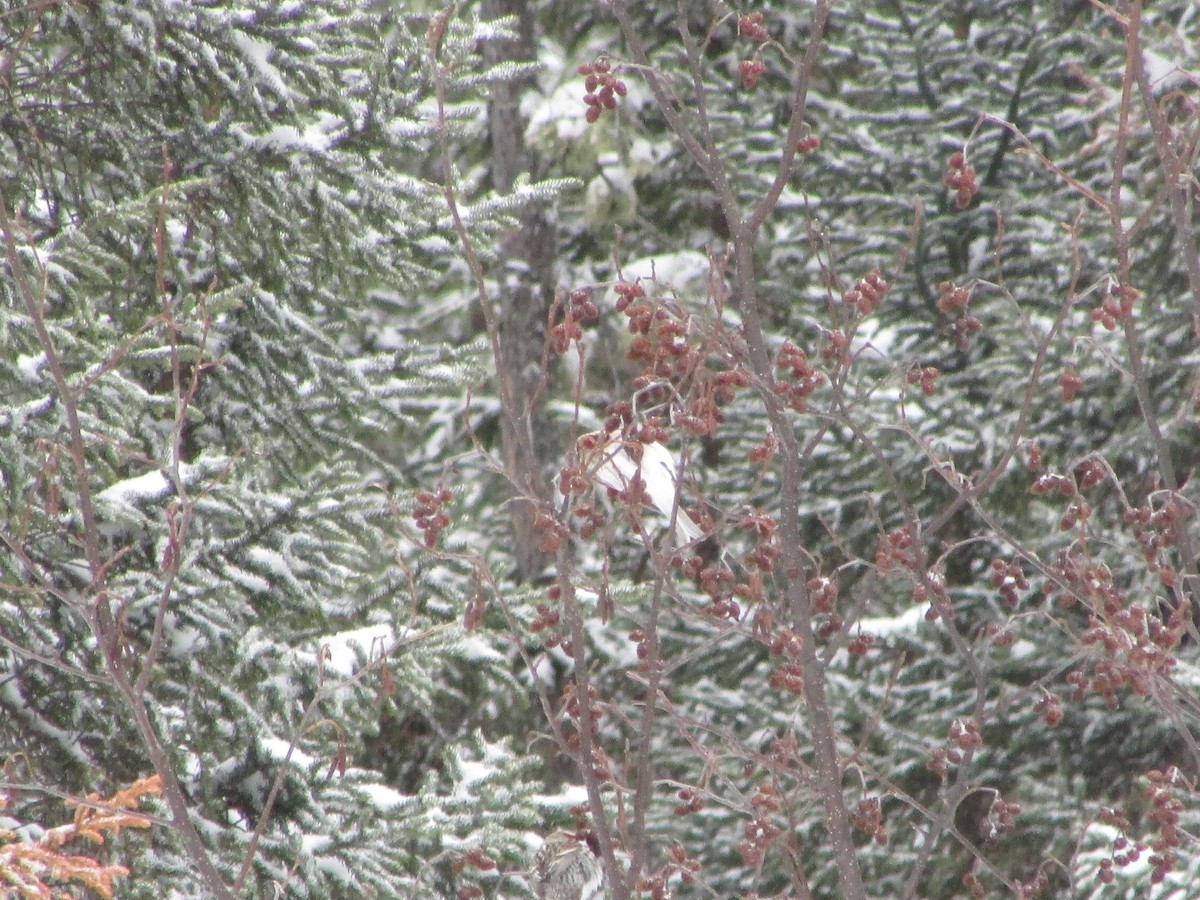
[483,0,560,583]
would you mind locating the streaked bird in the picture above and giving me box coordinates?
[532,831,607,900]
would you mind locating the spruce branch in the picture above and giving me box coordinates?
[0,193,237,900]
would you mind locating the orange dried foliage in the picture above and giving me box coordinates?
[0,774,161,899]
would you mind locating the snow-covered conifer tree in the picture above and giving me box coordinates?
[0,3,568,896]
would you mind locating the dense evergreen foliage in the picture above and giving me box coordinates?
[2,1,1198,897]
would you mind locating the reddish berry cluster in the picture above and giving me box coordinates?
[616,281,685,377]
[822,328,851,365]
[1030,471,1075,498]
[936,280,981,350]
[558,459,590,496]
[1096,808,1144,885]
[842,267,889,315]
[736,12,769,90]
[906,365,939,396]
[981,622,1017,647]
[549,289,599,354]
[875,523,924,574]
[738,11,769,41]
[529,595,561,646]
[944,313,983,351]
[962,870,987,898]
[1090,282,1139,330]
[804,571,845,640]
[936,280,972,314]
[847,633,875,656]
[815,613,846,642]
[615,279,750,441]
[767,733,800,768]
[928,717,982,777]
[775,340,825,411]
[532,507,569,554]
[964,867,1048,899]
[763,628,801,657]
[571,501,607,539]
[682,556,740,620]
[1054,545,1187,703]
[673,786,703,816]
[578,57,627,124]
[1025,441,1044,469]
[614,470,651,525]
[737,782,782,867]
[767,629,805,694]
[1126,497,1187,586]
[927,748,952,778]
[980,797,1021,846]
[628,626,661,673]
[614,282,698,386]
[949,716,983,752]
[989,558,1029,608]
[748,432,778,464]
[1060,495,1089,534]
[738,509,779,570]
[743,538,780,574]
[637,844,700,898]
[944,150,978,208]
[1078,608,1184,701]
[1045,548,1118,612]
[1144,768,1185,884]
[613,279,646,315]
[1095,852,1133,885]
[806,576,838,614]
[667,843,700,885]
[796,134,820,154]
[629,313,688,370]
[633,416,668,445]
[413,487,452,548]
[560,681,612,779]
[454,847,497,875]
[1074,457,1106,490]
[738,58,766,90]
[914,571,950,621]
[1012,870,1052,898]
[674,366,749,437]
[532,583,567,648]
[1058,366,1083,401]
[850,797,887,845]
[1033,691,1063,727]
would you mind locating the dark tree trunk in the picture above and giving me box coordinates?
[483,0,560,583]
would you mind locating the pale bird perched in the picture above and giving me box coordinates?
[531,832,606,900]
[579,430,701,546]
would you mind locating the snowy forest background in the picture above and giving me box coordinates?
[2,0,1200,897]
